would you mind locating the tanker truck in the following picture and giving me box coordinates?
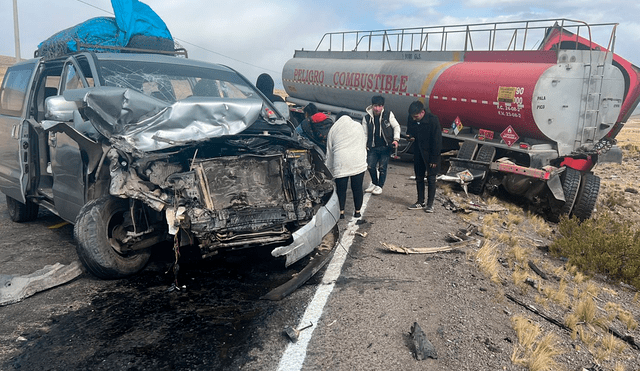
[282,19,640,220]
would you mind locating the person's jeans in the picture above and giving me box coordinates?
[367,146,391,187]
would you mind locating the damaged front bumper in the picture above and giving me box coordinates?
[270,190,339,267]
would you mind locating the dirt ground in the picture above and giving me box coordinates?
[1,119,639,370]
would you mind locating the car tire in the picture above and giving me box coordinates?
[6,195,39,222]
[572,172,600,221]
[74,196,151,279]
[558,167,581,215]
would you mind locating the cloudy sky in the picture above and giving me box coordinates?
[1,0,640,88]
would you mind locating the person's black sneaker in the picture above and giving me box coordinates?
[340,213,345,219]
[354,211,362,218]
[424,205,434,213]
[408,202,425,210]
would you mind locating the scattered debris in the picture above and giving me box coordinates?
[351,231,368,238]
[442,196,507,214]
[0,261,83,306]
[410,322,438,360]
[608,326,640,351]
[483,338,502,353]
[505,294,570,332]
[445,224,478,242]
[381,238,482,254]
[527,260,549,280]
[524,277,538,289]
[382,225,483,254]
[284,322,313,342]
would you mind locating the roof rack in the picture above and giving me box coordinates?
[77,43,189,58]
[312,18,617,55]
[34,43,188,59]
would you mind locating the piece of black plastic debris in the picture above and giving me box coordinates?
[528,260,548,280]
[410,322,438,360]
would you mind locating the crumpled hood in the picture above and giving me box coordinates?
[69,87,263,152]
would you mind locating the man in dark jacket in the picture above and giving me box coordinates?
[406,100,442,213]
[256,73,285,103]
[295,103,333,151]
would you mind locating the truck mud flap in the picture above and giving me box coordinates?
[261,224,339,301]
[468,145,496,194]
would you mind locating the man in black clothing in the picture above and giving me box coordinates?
[406,100,442,213]
[256,73,285,103]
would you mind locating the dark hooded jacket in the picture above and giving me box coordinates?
[300,112,334,151]
[256,73,285,103]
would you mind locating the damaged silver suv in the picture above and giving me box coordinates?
[0,51,339,280]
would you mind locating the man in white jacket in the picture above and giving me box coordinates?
[362,95,401,195]
[325,112,368,219]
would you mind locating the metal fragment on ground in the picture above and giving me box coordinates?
[0,261,83,306]
[410,322,438,360]
[380,238,483,254]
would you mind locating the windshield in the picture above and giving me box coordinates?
[96,60,259,103]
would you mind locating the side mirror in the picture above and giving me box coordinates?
[45,95,78,122]
[273,101,290,120]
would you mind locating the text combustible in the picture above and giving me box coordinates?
[292,69,409,93]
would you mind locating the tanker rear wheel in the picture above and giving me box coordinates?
[572,173,600,221]
[559,167,581,216]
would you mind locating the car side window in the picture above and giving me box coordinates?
[0,63,36,117]
[64,64,83,91]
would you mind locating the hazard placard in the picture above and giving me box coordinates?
[500,125,519,146]
[452,116,463,135]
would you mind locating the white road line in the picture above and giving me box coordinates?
[276,193,372,371]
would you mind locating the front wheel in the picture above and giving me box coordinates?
[6,195,39,222]
[74,196,151,279]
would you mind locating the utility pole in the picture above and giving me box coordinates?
[13,0,21,61]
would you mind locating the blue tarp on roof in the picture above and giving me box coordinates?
[37,0,173,59]
[111,0,172,46]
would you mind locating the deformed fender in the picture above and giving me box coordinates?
[270,190,340,267]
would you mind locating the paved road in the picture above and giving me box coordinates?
[0,160,515,370]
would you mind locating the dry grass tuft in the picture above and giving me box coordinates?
[594,333,627,362]
[584,282,601,300]
[513,267,531,294]
[573,296,597,324]
[510,316,563,371]
[473,241,502,284]
[510,244,529,266]
[528,212,552,238]
[506,212,524,226]
[617,309,638,331]
[545,279,569,307]
[605,302,622,321]
[574,271,587,284]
